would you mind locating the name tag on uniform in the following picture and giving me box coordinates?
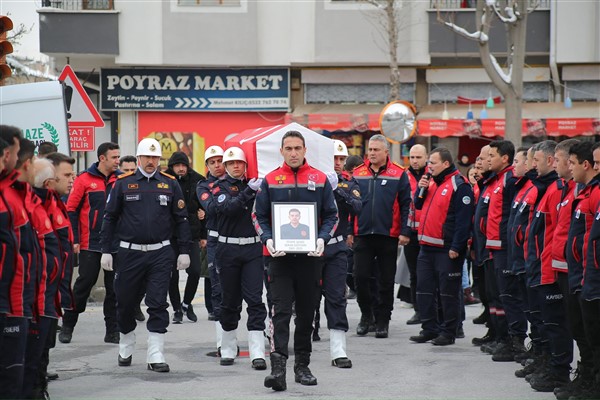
[519,202,527,212]
[575,209,581,219]
[596,212,600,220]
[484,196,490,204]
[381,179,387,186]
[441,189,448,196]
[159,194,168,206]
[513,201,518,209]
[125,194,140,201]
[307,180,316,191]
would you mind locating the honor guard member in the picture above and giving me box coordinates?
[353,134,411,338]
[62,142,121,344]
[404,144,428,325]
[100,138,191,373]
[213,147,267,368]
[196,145,228,353]
[253,131,338,392]
[318,140,361,368]
[409,147,474,346]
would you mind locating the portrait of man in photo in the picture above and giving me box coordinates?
[280,208,310,240]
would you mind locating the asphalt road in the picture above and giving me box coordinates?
[46,279,555,400]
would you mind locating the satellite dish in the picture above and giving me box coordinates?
[379,100,417,144]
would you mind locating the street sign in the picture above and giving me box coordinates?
[58,65,104,151]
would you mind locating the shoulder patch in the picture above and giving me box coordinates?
[117,171,135,180]
[160,171,176,180]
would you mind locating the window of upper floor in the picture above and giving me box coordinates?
[40,0,114,11]
[430,0,550,9]
[171,0,247,13]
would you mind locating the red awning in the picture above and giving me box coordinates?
[285,104,384,132]
[418,118,599,138]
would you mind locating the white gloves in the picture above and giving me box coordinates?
[177,254,191,270]
[308,238,325,257]
[101,253,113,271]
[248,178,263,191]
[266,239,286,257]
[326,172,339,191]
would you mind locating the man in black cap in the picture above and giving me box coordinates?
[165,151,206,323]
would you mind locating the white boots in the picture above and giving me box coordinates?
[216,322,223,351]
[220,329,238,366]
[118,331,135,366]
[330,329,352,368]
[248,330,267,370]
[147,332,169,372]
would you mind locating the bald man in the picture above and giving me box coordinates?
[403,144,428,325]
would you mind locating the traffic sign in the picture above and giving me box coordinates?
[58,65,105,128]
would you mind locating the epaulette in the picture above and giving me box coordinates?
[354,163,365,170]
[160,171,176,180]
[117,171,135,179]
[392,161,405,169]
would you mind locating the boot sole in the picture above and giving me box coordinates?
[295,376,318,385]
[264,377,286,391]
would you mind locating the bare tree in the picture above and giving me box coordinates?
[437,0,538,146]
[364,0,403,102]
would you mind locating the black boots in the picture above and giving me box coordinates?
[264,352,287,391]
[356,313,375,336]
[294,352,317,386]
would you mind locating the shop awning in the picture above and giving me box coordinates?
[285,104,384,132]
[417,102,600,138]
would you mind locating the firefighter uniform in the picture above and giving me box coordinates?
[100,138,191,372]
[213,147,266,368]
[413,166,474,343]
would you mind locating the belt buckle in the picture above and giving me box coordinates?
[141,244,148,252]
[241,238,250,245]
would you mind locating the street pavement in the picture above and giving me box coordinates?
[47,278,556,400]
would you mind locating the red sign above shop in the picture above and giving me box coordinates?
[418,118,600,138]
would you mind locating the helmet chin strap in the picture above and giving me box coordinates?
[225,163,247,180]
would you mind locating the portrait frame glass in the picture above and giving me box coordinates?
[272,202,317,253]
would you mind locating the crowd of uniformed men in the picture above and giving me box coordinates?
[1,122,600,399]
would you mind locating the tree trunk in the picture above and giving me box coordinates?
[504,91,523,145]
[387,0,401,101]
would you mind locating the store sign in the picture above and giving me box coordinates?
[418,118,600,138]
[100,68,290,112]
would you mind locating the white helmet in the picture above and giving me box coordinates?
[204,145,224,162]
[223,147,247,164]
[333,140,349,157]
[136,138,162,157]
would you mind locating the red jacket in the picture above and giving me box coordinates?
[0,171,19,315]
[536,179,565,285]
[485,166,517,250]
[551,180,576,274]
[67,163,119,252]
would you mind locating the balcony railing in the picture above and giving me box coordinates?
[430,0,550,9]
[41,0,114,11]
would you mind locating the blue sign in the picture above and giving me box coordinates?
[100,68,290,112]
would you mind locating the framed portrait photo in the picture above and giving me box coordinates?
[272,202,317,253]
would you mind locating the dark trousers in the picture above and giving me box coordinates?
[473,262,489,311]
[346,247,355,292]
[527,284,547,348]
[22,317,53,399]
[204,277,213,314]
[268,255,321,358]
[322,243,350,331]
[416,247,463,339]
[207,236,222,321]
[354,235,399,324]
[115,246,175,334]
[0,317,29,400]
[404,232,421,310]
[494,251,527,339]
[581,298,600,377]
[216,243,266,332]
[169,241,201,310]
[62,250,117,333]
[485,258,509,341]
[557,273,593,368]
[540,281,573,377]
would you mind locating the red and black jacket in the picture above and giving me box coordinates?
[415,167,474,252]
[67,163,119,252]
[472,171,493,265]
[406,166,425,232]
[507,171,536,274]
[0,171,19,316]
[485,166,517,251]
[551,179,577,275]
[252,160,338,251]
[567,177,600,293]
[353,158,411,238]
[28,189,61,319]
[526,171,562,287]
[584,200,600,301]
[36,187,75,315]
